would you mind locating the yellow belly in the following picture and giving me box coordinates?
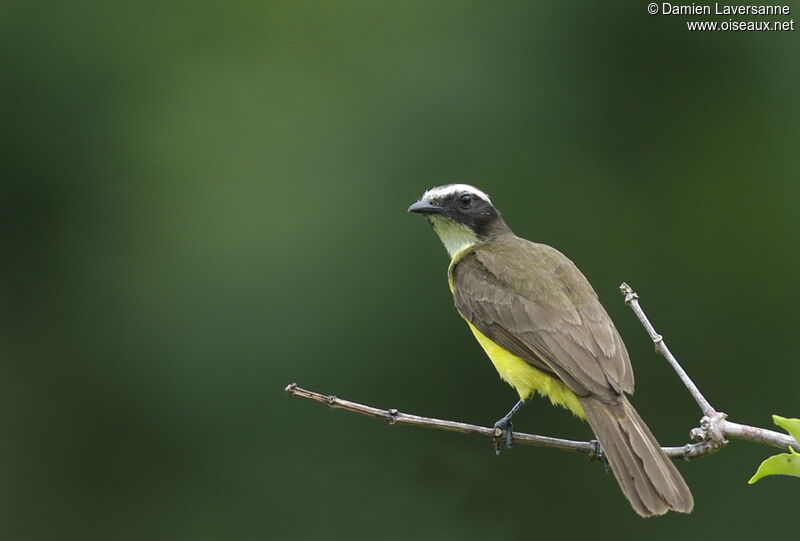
[466,322,585,418]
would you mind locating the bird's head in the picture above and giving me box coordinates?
[408,183,510,257]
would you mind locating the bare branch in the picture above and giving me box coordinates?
[722,419,798,451]
[619,282,799,453]
[619,282,716,416]
[285,283,799,465]
[284,383,720,460]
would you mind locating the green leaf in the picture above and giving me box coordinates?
[773,415,800,445]
[748,448,800,484]
[748,415,800,484]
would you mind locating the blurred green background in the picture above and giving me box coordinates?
[2,1,798,539]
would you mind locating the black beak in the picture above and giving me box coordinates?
[407,199,445,215]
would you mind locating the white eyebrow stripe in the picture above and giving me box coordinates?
[421,184,492,204]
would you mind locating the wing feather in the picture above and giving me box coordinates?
[451,237,634,399]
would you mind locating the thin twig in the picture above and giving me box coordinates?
[723,420,798,450]
[284,383,720,460]
[619,282,799,453]
[619,282,715,417]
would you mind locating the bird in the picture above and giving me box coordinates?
[407,183,693,517]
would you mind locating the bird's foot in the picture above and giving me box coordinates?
[590,440,610,472]
[492,417,514,455]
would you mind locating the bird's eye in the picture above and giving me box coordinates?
[459,194,473,208]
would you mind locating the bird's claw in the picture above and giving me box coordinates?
[493,417,514,454]
[590,440,610,472]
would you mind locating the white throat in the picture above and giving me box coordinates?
[429,215,479,258]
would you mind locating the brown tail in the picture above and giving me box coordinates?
[580,396,694,517]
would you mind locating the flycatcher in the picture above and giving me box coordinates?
[408,183,693,517]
